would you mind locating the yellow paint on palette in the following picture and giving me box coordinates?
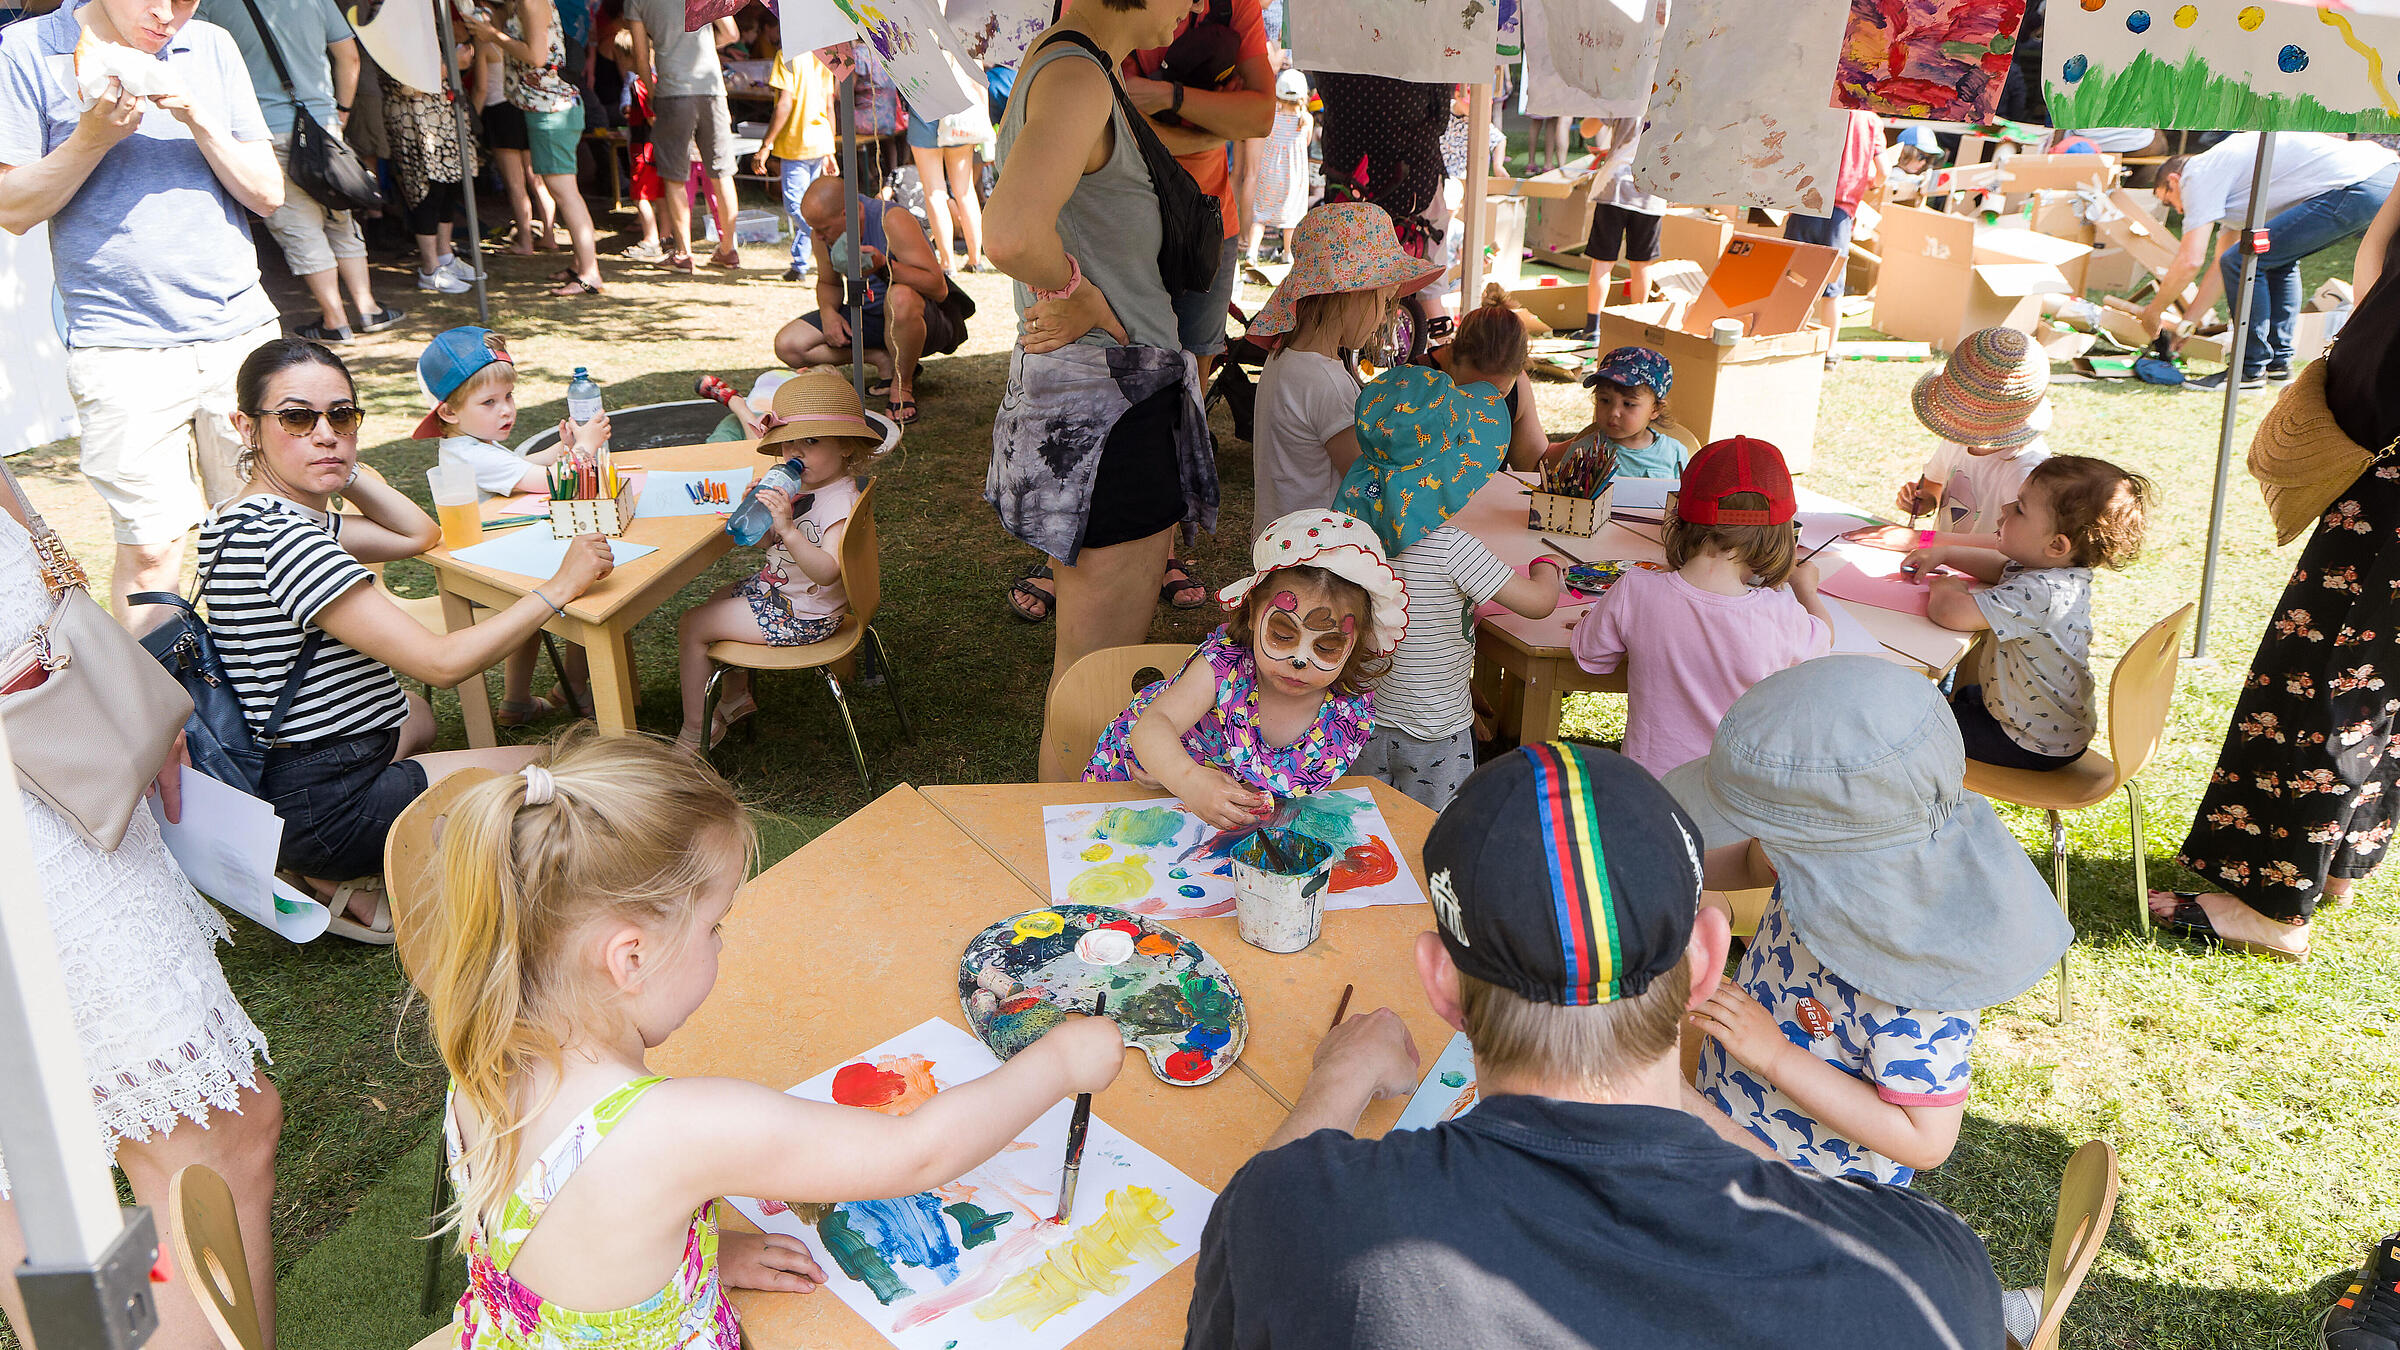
[974,1186,1181,1329]
[2239,3,2264,27]
[2173,4,2195,25]
[1010,910,1067,944]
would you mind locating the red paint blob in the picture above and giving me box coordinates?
[1099,919,1143,937]
[1329,835,1399,893]
[831,1061,908,1108]
[1162,1049,1213,1082]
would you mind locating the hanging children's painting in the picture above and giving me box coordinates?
[1831,0,2027,122]
[777,0,864,54]
[1631,0,1855,211]
[1497,0,1522,55]
[1286,0,1501,84]
[1520,0,1666,118]
[828,0,985,119]
[729,1018,1216,1350]
[2044,0,2400,129]
[945,0,1050,67]
[1040,789,1427,920]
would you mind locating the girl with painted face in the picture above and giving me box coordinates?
[1083,510,1410,829]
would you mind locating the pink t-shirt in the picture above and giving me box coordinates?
[1569,566,1832,776]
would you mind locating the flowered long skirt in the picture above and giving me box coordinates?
[2179,462,2400,922]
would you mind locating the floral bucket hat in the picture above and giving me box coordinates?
[1250,202,1442,339]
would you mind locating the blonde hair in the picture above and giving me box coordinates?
[1292,288,1391,348]
[1459,961,1689,1091]
[421,728,753,1244]
[1663,491,1797,588]
[436,360,517,428]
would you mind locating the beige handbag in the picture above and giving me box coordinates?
[2248,359,2400,546]
[0,459,194,851]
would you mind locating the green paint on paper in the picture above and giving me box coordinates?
[1096,805,1184,847]
[2043,48,2399,132]
[819,1208,912,1305]
[1440,1071,1467,1088]
[1282,792,1374,850]
[944,1201,1013,1249]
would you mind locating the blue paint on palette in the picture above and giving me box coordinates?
[2125,9,2150,31]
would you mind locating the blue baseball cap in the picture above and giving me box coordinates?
[1584,345,1673,399]
[413,327,512,438]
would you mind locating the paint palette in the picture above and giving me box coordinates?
[959,905,1247,1087]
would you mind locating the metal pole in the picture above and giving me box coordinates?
[2193,131,2276,659]
[1461,81,1490,308]
[835,72,865,400]
[431,0,489,324]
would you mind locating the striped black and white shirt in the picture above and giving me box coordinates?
[198,495,408,745]
[1381,526,1516,741]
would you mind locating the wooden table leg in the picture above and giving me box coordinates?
[585,626,641,736]
[1518,660,1567,744]
[440,589,500,750]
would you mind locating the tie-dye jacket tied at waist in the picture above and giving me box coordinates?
[985,342,1218,565]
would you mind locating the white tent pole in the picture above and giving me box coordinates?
[836,71,864,401]
[2193,131,2276,660]
[430,0,489,324]
[1462,80,1490,306]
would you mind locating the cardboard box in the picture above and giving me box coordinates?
[1507,277,1586,331]
[1493,168,1601,254]
[1597,303,1832,471]
[1684,233,1844,337]
[1872,206,2090,350]
[1475,194,1529,288]
[1658,208,1736,269]
[1996,152,2119,205]
[2181,305,2349,368]
[2090,187,2180,281]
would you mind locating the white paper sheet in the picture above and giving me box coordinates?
[779,0,865,54]
[729,1018,1214,1350]
[1041,789,1427,921]
[1611,477,1677,511]
[1519,0,1663,117]
[447,529,657,578]
[1393,1031,1480,1131]
[1630,0,1854,212]
[633,469,753,518]
[350,0,444,95]
[155,770,330,943]
[945,0,1049,66]
[1287,0,1502,85]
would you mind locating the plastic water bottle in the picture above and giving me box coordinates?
[566,366,605,431]
[726,459,808,546]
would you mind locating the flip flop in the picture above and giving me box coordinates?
[2149,890,2308,962]
[552,277,604,297]
[887,395,918,426]
[1160,558,1206,610]
[1008,563,1054,622]
[322,879,397,945]
[866,379,894,400]
[496,694,558,728]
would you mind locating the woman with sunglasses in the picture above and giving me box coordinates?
[197,339,615,943]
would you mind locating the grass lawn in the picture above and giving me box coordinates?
[9,212,2395,1350]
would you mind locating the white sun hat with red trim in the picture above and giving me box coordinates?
[1217,509,1410,652]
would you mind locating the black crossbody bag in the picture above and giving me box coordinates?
[1034,29,1223,297]
[234,0,386,213]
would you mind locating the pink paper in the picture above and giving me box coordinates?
[1817,561,1973,617]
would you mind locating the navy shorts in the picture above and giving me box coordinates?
[259,727,429,880]
[1784,207,1856,297]
[1950,685,2080,772]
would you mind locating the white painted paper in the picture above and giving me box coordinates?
[1519,0,1664,117]
[2045,0,2400,131]
[832,0,984,120]
[1041,789,1426,921]
[945,0,1050,66]
[1630,0,1854,212]
[155,771,331,943]
[1287,0,1502,85]
[350,0,445,95]
[778,0,861,54]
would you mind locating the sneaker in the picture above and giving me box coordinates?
[354,306,406,334]
[1999,1287,2041,1345]
[292,320,353,343]
[2325,1233,2400,1350]
[782,265,805,282]
[622,240,667,263]
[418,269,472,294]
[2184,370,2267,393]
[2267,363,2296,383]
[438,254,486,283]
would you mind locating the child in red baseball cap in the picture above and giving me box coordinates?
[1570,436,1836,774]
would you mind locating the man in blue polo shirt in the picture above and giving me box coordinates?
[1185,744,2008,1350]
[0,0,283,617]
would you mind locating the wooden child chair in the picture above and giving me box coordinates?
[2009,1139,2121,1350]
[699,478,912,790]
[1962,604,2192,1020]
[1038,643,1197,782]
[166,1164,264,1350]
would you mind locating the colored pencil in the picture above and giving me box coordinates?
[1055,991,1105,1225]
[485,513,550,529]
[1331,983,1353,1028]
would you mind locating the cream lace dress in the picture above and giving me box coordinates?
[0,509,270,1194]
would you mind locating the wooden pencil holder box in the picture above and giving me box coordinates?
[1528,484,1610,538]
[548,480,635,538]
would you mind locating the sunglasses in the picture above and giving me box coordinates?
[252,405,366,437]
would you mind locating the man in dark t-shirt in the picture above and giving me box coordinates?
[1183,743,2008,1350]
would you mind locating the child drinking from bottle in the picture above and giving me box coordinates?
[1083,510,1409,828]
[675,370,880,751]
[426,729,1124,1349]
[415,326,610,726]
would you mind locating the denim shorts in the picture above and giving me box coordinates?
[1171,235,1243,357]
[259,727,428,880]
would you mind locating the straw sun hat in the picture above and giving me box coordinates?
[758,368,884,458]
[1910,325,2050,449]
[1249,202,1441,338]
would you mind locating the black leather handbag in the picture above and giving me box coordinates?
[236,0,386,213]
[1038,30,1223,298]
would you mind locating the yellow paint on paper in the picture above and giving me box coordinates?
[2319,9,2400,116]
[1079,843,1113,862]
[2237,4,2263,27]
[1064,854,1153,906]
[972,1186,1180,1330]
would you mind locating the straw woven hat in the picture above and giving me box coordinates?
[2249,360,2384,547]
[1911,326,2050,449]
[758,368,880,456]
[1250,202,1441,338]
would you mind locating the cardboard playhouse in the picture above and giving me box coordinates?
[1873,205,2093,351]
[1594,232,1843,472]
[1492,170,1601,263]
[2026,184,2182,298]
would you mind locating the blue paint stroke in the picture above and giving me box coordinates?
[837,1192,963,1290]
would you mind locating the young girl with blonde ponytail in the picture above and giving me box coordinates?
[422,730,1125,1348]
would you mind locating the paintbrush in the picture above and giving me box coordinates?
[1541,536,1592,566]
[1055,991,1105,1226]
[1331,983,1354,1028]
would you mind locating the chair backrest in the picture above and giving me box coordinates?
[2104,604,2194,787]
[384,768,502,991]
[838,477,881,627]
[1038,642,1198,783]
[168,1164,265,1350]
[2026,1139,2120,1350]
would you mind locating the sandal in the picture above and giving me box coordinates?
[708,249,743,270]
[887,394,918,427]
[622,240,667,262]
[2150,890,2308,962]
[1008,563,1055,623]
[866,379,894,400]
[709,692,758,750]
[496,695,558,728]
[1160,557,1206,610]
[321,878,397,945]
[553,276,604,297]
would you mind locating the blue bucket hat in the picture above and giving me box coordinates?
[1584,345,1673,398]
[1334,366,1513,559]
